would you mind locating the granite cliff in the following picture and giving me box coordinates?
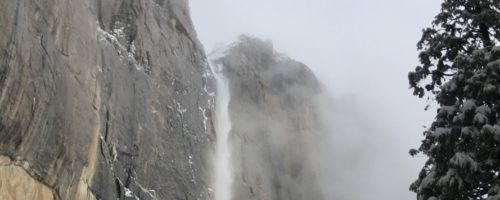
[0,1,324,200]
[211,36,323,200]
[0,0,214,199]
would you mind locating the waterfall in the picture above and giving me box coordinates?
[211,62,233,200]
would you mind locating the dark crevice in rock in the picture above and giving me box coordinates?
[115,177,123,198]
[97,0,104,30]
[104,109,110,142]
[0,0,19,90]
[99,139,109,164]
[145,51,152,75]
[125,168,134,187]
[6,0,21,47]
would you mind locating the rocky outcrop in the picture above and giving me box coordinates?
[0,156,53,200]
[213,36,323,200]
[0,0,214,199]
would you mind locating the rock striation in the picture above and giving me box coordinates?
[0,0,214,199]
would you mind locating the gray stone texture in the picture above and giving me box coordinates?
[0,0,214,199]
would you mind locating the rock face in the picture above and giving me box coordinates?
[213,36,324,200]
[0,1,325,199]
[0,0,214,199]
[0,156,53,200]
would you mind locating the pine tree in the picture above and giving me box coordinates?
[408,1,500,200]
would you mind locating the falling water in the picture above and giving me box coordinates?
[211,62,233,200]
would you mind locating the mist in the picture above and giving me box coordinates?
[313,90,419,199]
[190,0,443,199]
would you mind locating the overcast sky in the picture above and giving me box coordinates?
[189,0,441,199]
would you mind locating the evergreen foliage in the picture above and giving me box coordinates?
[409,1,500,200]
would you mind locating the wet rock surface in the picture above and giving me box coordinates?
[0,0,214,199]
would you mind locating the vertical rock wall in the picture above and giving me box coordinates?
[0,0,214,199]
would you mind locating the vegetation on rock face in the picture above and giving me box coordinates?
[408,0,500,199]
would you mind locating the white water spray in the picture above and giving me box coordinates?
[210,62,233,200]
